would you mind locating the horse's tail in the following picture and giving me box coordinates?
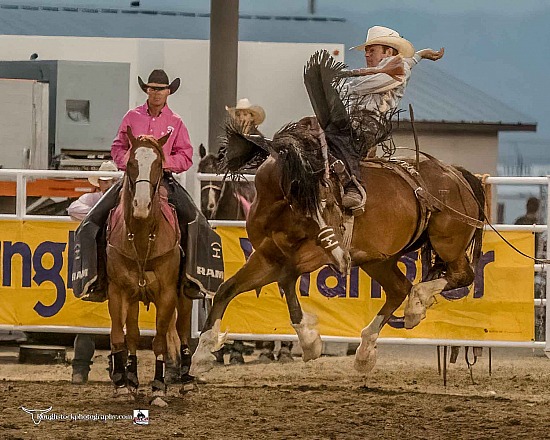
[272,123,325,218]
[455,166,486,271]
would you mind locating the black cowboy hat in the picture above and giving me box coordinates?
[138,69,180,94]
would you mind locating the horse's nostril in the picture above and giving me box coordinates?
[133,200,138,207]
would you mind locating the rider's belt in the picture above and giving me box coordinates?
[317,227,340,251]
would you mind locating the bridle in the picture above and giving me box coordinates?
[201,181,222,218]
[125,146,164,288]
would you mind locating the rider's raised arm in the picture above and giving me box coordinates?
[415,47,445,61]
[163,119,193,173]
[342,56,411,95]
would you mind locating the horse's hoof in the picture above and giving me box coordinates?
[150,396,168,407]
[354,332,378,373]
[301,335,322,362]
[404,295,426,328]
[404,312,424,329]
[189,355,215,376]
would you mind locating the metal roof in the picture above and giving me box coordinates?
[400,62,536,129]
[0,3,536,129]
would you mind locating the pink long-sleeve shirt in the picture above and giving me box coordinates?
[111,102,193,173]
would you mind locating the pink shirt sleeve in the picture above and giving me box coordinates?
[111,113,131,171]
[163,119,193,173]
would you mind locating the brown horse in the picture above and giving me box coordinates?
[106,127,192,403]
[190,123,485,376]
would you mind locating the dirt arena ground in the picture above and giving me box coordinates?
[1,344,550,439]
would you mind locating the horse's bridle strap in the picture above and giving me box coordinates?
[201,184,221,191]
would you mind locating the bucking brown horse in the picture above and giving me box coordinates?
[107,127,192,404]
[190,121,485,376]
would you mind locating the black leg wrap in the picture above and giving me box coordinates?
[111,351,127,388]
[152,359,166,392]
[126,354,139,389]
[180,345,194,384]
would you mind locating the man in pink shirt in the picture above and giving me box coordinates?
[72,69,224,385]
[73,69,223,300]
[111,70,193,174]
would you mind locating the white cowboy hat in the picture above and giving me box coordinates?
[225,98,266,125]
[350,25,415,58]
[88,161,118,187]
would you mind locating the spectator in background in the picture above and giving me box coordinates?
[514,197,540,225]
[69,161,118,384]
[514,196,542,258]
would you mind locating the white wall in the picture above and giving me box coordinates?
[392,131,498,175]
[0,35,343,193]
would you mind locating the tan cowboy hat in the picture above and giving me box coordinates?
[88,161,118,187]
[350,25,415,58]
[138,69,180,95]
[225,98,266,125]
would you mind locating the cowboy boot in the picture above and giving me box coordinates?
[342,182,363,209]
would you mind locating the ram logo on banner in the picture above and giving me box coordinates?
[217,227,534,342]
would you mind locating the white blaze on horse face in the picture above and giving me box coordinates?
[133,146,158,218]
[207,186,217,214]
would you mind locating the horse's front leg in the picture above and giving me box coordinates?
[107,286,130,395]
[190,243,283,376]
[279,272,322,362]
[125,300,140,394]
[151,289,178,407]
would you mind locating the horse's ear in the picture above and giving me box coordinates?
[126,126,136,145]
[199,144,207,159]
[158,130,171,147]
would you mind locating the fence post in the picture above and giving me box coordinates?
[16,172,26,219]
[545,176,550,356]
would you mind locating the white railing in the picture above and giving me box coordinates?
[0,169,122,221]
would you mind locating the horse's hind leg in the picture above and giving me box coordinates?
[355,258,412,374]
[175,295,195,386]
[405,227,476,329]
[151,289,178,406]
[125,301,140,393]
[279,272,322,362]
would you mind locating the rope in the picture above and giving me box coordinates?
[396,148,550,264]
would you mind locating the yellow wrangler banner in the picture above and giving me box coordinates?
[0,220,157,330]
[0,221,535,342]
[218,227,535,342]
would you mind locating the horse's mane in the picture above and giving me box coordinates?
[271,123,326,217]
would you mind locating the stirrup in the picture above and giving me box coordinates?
[345,177,366,217]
